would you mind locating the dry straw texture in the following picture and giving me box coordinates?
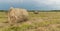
[8,7,29,25]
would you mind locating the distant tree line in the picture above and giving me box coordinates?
[0,10,8,12]
[0,10,60,12]
[28,10,60,12]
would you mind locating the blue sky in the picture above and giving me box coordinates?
[0,0,60,10]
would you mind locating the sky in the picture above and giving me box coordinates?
[0,0,60,10]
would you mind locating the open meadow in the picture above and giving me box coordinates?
[0,12,60,31]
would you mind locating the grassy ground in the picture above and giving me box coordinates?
[0,12,60,31]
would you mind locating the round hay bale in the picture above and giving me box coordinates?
[34,11,39,14]
[8,7,29,25]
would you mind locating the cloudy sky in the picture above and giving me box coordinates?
[0,0,60,10]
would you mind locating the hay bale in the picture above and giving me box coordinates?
[8,7,29,25]
[34,11,39,14]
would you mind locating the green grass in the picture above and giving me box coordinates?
[0,12,60,31]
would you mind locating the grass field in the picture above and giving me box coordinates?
[0,12,60,31]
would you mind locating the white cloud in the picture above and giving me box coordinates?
[34,0,60,5]
[9,0,23,3]
[0,0,23,3]
[33,0,60,10]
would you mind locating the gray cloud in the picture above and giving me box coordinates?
[0,0,60,10]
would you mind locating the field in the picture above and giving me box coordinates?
[0,12,60,31]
